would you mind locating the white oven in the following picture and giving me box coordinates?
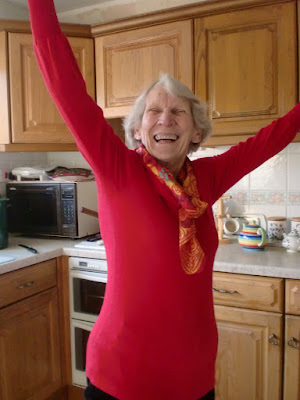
[69,255,107,388]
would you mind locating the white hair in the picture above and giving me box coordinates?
[123,74,212,152]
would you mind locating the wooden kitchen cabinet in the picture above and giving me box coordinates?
[0,259,63,400]
[0,30,95,152]
[214,305,283,400]
[95,20,193,118]
[195,2,298,146]
[283,279,300,400]
[213,272,284,400]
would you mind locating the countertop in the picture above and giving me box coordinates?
[0,235,299,279]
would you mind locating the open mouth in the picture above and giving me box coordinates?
[154,134,178,143]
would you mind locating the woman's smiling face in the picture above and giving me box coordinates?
[134,85,202,177]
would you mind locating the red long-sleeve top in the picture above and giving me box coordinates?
[28,1,300,398]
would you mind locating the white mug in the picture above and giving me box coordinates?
[267,217,287,240]
[223,217,244,235]
[291,218,300,236]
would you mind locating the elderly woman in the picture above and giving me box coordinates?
[28,1,300,399]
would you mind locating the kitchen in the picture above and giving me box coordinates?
[0,0,300,399]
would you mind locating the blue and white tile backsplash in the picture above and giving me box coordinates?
[0,142,299,229]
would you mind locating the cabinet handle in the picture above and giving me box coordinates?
[268,334,279,346]
[213,288,238,295]
[287,337,299,349]
[17,281,35,289]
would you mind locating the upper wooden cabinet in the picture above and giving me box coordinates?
[194,2,297,146]
[0,31,95,151]
[95,20,193,118]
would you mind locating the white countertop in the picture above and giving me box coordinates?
[0,235,106,275]
[0,235,299,279]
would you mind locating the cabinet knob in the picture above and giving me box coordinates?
[287,337,299,349]
[17,281,35,289]
[268,334,279,346]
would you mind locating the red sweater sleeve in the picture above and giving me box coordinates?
[196,103,300,204]
[28,0,130,182]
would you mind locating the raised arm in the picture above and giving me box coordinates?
[28,0,128,177]
[195,102,300,205]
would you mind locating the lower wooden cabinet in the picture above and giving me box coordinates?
[213,273,300,400]
[0,259,63,400]
[284,279,300,400]
[284,315,300,400]
[214,305,283,400]
[0,288,62,400]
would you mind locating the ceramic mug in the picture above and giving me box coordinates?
[223,217,245,235]
[267,217,287,240]
[291,217,300,236]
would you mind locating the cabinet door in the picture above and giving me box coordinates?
[95,20,193,118]
[8,33,95,144]
[284,315,300,400]
[0,288,62,400]
[195,2,297,146]
[214,305,283,400]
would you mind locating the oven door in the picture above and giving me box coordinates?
[70,269,107,323]
[70,319,94,388]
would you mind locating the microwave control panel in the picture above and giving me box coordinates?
[61,184,77,235]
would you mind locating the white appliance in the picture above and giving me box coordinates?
[69,254,107,388]
[11,166,55,181]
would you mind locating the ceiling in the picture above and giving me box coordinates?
[5,0,112,13]
[2,0,204,25]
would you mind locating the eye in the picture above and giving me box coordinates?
[173,109,187,115]
[147,107,160,115]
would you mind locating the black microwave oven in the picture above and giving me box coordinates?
[6,181,99,238]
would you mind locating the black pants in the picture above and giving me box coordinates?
[84,380,215,400]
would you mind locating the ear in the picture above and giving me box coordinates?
[191,130,202,144]
[134,129,142,140]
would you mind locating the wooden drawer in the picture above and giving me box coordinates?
[0,259,57,308]
[286,279,300,315]
[213,272,284,312]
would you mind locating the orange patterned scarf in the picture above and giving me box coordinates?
[136,144,208,274]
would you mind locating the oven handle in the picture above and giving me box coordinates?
[71,318,94,331]
[70,269,107,283]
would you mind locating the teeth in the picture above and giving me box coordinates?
[154,134,177,141]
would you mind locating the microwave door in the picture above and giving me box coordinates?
[7,184,61,235]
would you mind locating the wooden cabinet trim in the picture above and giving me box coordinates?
[91,0,294,36]
[0,20,92,37]
[0,143,79,152]
[0,31,10,144]
[57,256,72,386]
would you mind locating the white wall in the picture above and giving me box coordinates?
[190,143,300,227]
[1,142,299,231]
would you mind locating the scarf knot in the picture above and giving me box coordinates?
[136,144,208,274]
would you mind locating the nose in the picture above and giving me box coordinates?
[157,109,175,126]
